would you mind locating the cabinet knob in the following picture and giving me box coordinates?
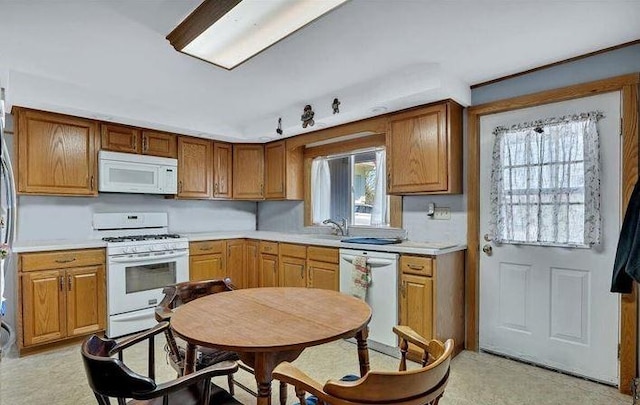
[59,276,64,291]
[142,136,148,152]
[68,275,72,291]
[55,257,76,264]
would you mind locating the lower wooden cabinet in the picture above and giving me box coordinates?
[259,241,279,287]
[227,240,246,289]
[19,249,106,352]
[245,240,260,288]
[189,241,226,281]
[279,243,307,288]
[398,251,464,358]
[307,246,339,291]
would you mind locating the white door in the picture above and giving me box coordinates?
[479,92,621,384]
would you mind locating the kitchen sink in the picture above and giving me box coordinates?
[340,237,402,245]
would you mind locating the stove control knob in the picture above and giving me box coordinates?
[132,247,139,253]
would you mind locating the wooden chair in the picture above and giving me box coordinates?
[81,321,241,405]
[155,278,288,404]
[273,326,454,405]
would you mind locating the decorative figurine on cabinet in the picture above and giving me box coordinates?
[301,105,315,128]
[332,98,340,114]
[276,117,283,135]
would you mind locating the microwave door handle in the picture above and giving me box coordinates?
[109,251,188,263]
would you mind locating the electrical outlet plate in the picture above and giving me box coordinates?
[433,207,451,220]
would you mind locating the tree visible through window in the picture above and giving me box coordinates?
[489,112,602,247]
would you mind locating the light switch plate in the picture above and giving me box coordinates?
[433,207,451,220]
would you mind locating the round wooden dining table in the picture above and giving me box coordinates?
[170,287,373,405]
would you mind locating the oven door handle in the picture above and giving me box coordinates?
[109,250,188,263]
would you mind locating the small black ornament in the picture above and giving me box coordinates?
[301,105,315,128]
[332,98,340,114]
[276,117,283,136]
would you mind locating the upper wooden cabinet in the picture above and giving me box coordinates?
[177,136,213,199]
[101,123,140,154]
[233,144,264,200]
[101,126,177,158]
[142,130,177,158]
[264,141,303,200]
[213,142,233,198]
[386,100,462,194]
[15,108,99,196]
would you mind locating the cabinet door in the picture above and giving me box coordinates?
[259,254,278,288]
[101,123,140,153]
[233,144,264,199]
[21,270,66,346]
[66,265,105,337]
[279,256,307,288]
[307,260,339,291]
[190,253,225,282]
[16,108,99,196]
[227,240,246,288]
[178,136,213,198]
[399,273,434,345]
[245,240,260,288]
[264,141,285,199]
[213,142,233,198]
[387,104,448,193]
[142,130,177,158]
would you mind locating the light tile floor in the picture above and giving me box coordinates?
[0,337,631,405]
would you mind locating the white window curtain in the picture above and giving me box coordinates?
[311,157,331,224]
[489,111,602,247]
[370,150,387,226]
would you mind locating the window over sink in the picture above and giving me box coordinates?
[311,148,390,227]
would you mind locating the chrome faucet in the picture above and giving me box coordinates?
[322,218,349,236]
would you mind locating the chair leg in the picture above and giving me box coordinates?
[228,374,235,396]
[295,387,306,405]
[279,381,287,405]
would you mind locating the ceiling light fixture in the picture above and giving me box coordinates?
[167,0,349,70]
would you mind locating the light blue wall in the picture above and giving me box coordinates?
[472,43,640,105]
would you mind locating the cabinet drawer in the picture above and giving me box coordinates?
[259,241,279,255]
[20,249,105,272]
[190,240,225,256]
[279,243,306,259]
[307,246,338,264]
[400,255,433,276]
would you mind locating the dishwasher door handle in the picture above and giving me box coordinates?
[340,255,395,267]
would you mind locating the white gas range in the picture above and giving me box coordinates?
[93,213,189,338]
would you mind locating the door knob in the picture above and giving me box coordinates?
[482,244,493,255]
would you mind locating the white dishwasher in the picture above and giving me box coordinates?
[339,249,399,357]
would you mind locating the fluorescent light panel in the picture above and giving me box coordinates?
[172,0,348,70]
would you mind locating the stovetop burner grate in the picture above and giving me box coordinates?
[102,234,182,243]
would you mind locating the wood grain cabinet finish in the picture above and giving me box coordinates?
[142,130,177,158]
[279,243,307,288]
[233,144,264,200]
[264,141,303,200]
[213,142,233,198]
[307,246,339,291]
[227,240,246,289]
[178,136,213,198]
[15,108,99,196]
[100,123,140,154]
[245,240,260,288]
[189,241,226,282]
[259,241,279,288]
[398,251,465,359]
[19,249,106,351]
[386,101,462,195]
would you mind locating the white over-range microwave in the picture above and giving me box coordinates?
[99,150,178,194]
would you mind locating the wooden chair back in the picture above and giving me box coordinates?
[156,278,235,321]
[273,325,453,405]
[82,335,156,401]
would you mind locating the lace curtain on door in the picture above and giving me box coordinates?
[490,111,603,247]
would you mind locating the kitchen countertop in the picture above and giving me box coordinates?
[12,230,466,256]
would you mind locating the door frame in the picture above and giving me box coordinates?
[466,73,640,394]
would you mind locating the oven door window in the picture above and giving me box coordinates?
[125,262,176,294]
